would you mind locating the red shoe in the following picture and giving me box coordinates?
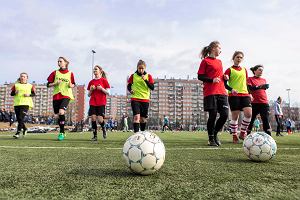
[233,134,239,144]
[239,131,247,140]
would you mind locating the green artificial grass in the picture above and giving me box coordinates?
[0,131,299,200]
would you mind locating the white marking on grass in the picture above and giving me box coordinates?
[0,146,299,150]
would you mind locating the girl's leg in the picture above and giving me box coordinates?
[230,111,240,143]
[133,114,140,133]
[91,115,97,140]
[247,104,260,135]
[240,107,252,139]
[98,115,106,139]
[207,109,218,146]
[260,105,272,136]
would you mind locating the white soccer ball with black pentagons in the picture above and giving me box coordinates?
[122,131,165,175]
[243,132,277,162]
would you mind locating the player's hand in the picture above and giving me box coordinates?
[55,80,62,86]
[69,82,74,88]
[96,85,103,90]
[223,75,229,81]
[141,75,147,80]
[15,90,19,94]
[24,94,30,97]
[130,90,134,94]
[250,94,254,101]
[90,85,96,91]
[231,89,238,95]
[213,77,221,83]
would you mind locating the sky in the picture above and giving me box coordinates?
[0,0,299,105]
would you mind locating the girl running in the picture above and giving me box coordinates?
[224,51,252,143]
[127,60,154,133]
[87,65,110,141]
[11,72,35,138]
[246,65,272,136]
[47,56,75,140]
[197,41,229,146]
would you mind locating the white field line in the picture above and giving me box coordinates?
[0,146,299,150]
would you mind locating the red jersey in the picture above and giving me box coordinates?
[224,66,249,97]
[127,73,154,102]
[247,76,268,104]
[197,57,227,97]
[87,78,110,106]
[47,69,75,100]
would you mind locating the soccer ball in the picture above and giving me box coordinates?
[122,131,165,175]
[243,132,277,162]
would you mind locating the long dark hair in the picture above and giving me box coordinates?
[250,65,263,74]
[200,41,220,59]
[17,72,28,83]
[137,59,146,67]
[232,51,244,60]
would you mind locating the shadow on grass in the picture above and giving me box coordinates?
[67,168,138,177]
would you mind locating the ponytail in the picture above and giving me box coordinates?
[200,41,220,59]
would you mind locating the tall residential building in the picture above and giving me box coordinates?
[148,77,206,129]
[106,95,128,121]
[124,77,206,130]
[0,83,85,122]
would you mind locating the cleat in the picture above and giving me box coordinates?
[233,134,239,144]
[91,136,98,141]
[214,135,221,146]
[13,133,20,139]
[239,131,247,140]
[208,139,218,147]
[57,133,65,141]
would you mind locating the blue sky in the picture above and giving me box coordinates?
[0,0,299,105]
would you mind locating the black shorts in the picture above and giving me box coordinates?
[53,98,70,114]
[88,105,105,117]
[131,100,149,118]
[204,95,229,112]
[228,96,252,111]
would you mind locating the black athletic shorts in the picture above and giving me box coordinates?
[53,98,70,114]
[204,95,229,111]
[88,105,105,117]
[228,96,252,111]
[131,100,149,118]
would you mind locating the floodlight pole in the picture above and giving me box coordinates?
[91,50,96,79]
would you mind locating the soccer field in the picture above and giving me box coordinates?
[0,131,299,200]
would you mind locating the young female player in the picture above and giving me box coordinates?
[246,65,272,136]
[11,72,35,138]
[197,41,229,146]
[127,60,154,133]
[87,65,110,140]
[47,56,75,140]
[224,51,252,143]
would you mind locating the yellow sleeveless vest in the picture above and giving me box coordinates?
[53,70,74,100]
[228,67,248,94]
[14,83,34,108]
[131,73,150,100]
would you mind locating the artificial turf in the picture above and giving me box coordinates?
[0,131,299,200]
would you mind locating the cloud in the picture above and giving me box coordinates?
[0,0,299,104]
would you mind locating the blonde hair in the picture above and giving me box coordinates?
[95,65,107,79]
[200,41,220,59]
[58,56,69,68]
